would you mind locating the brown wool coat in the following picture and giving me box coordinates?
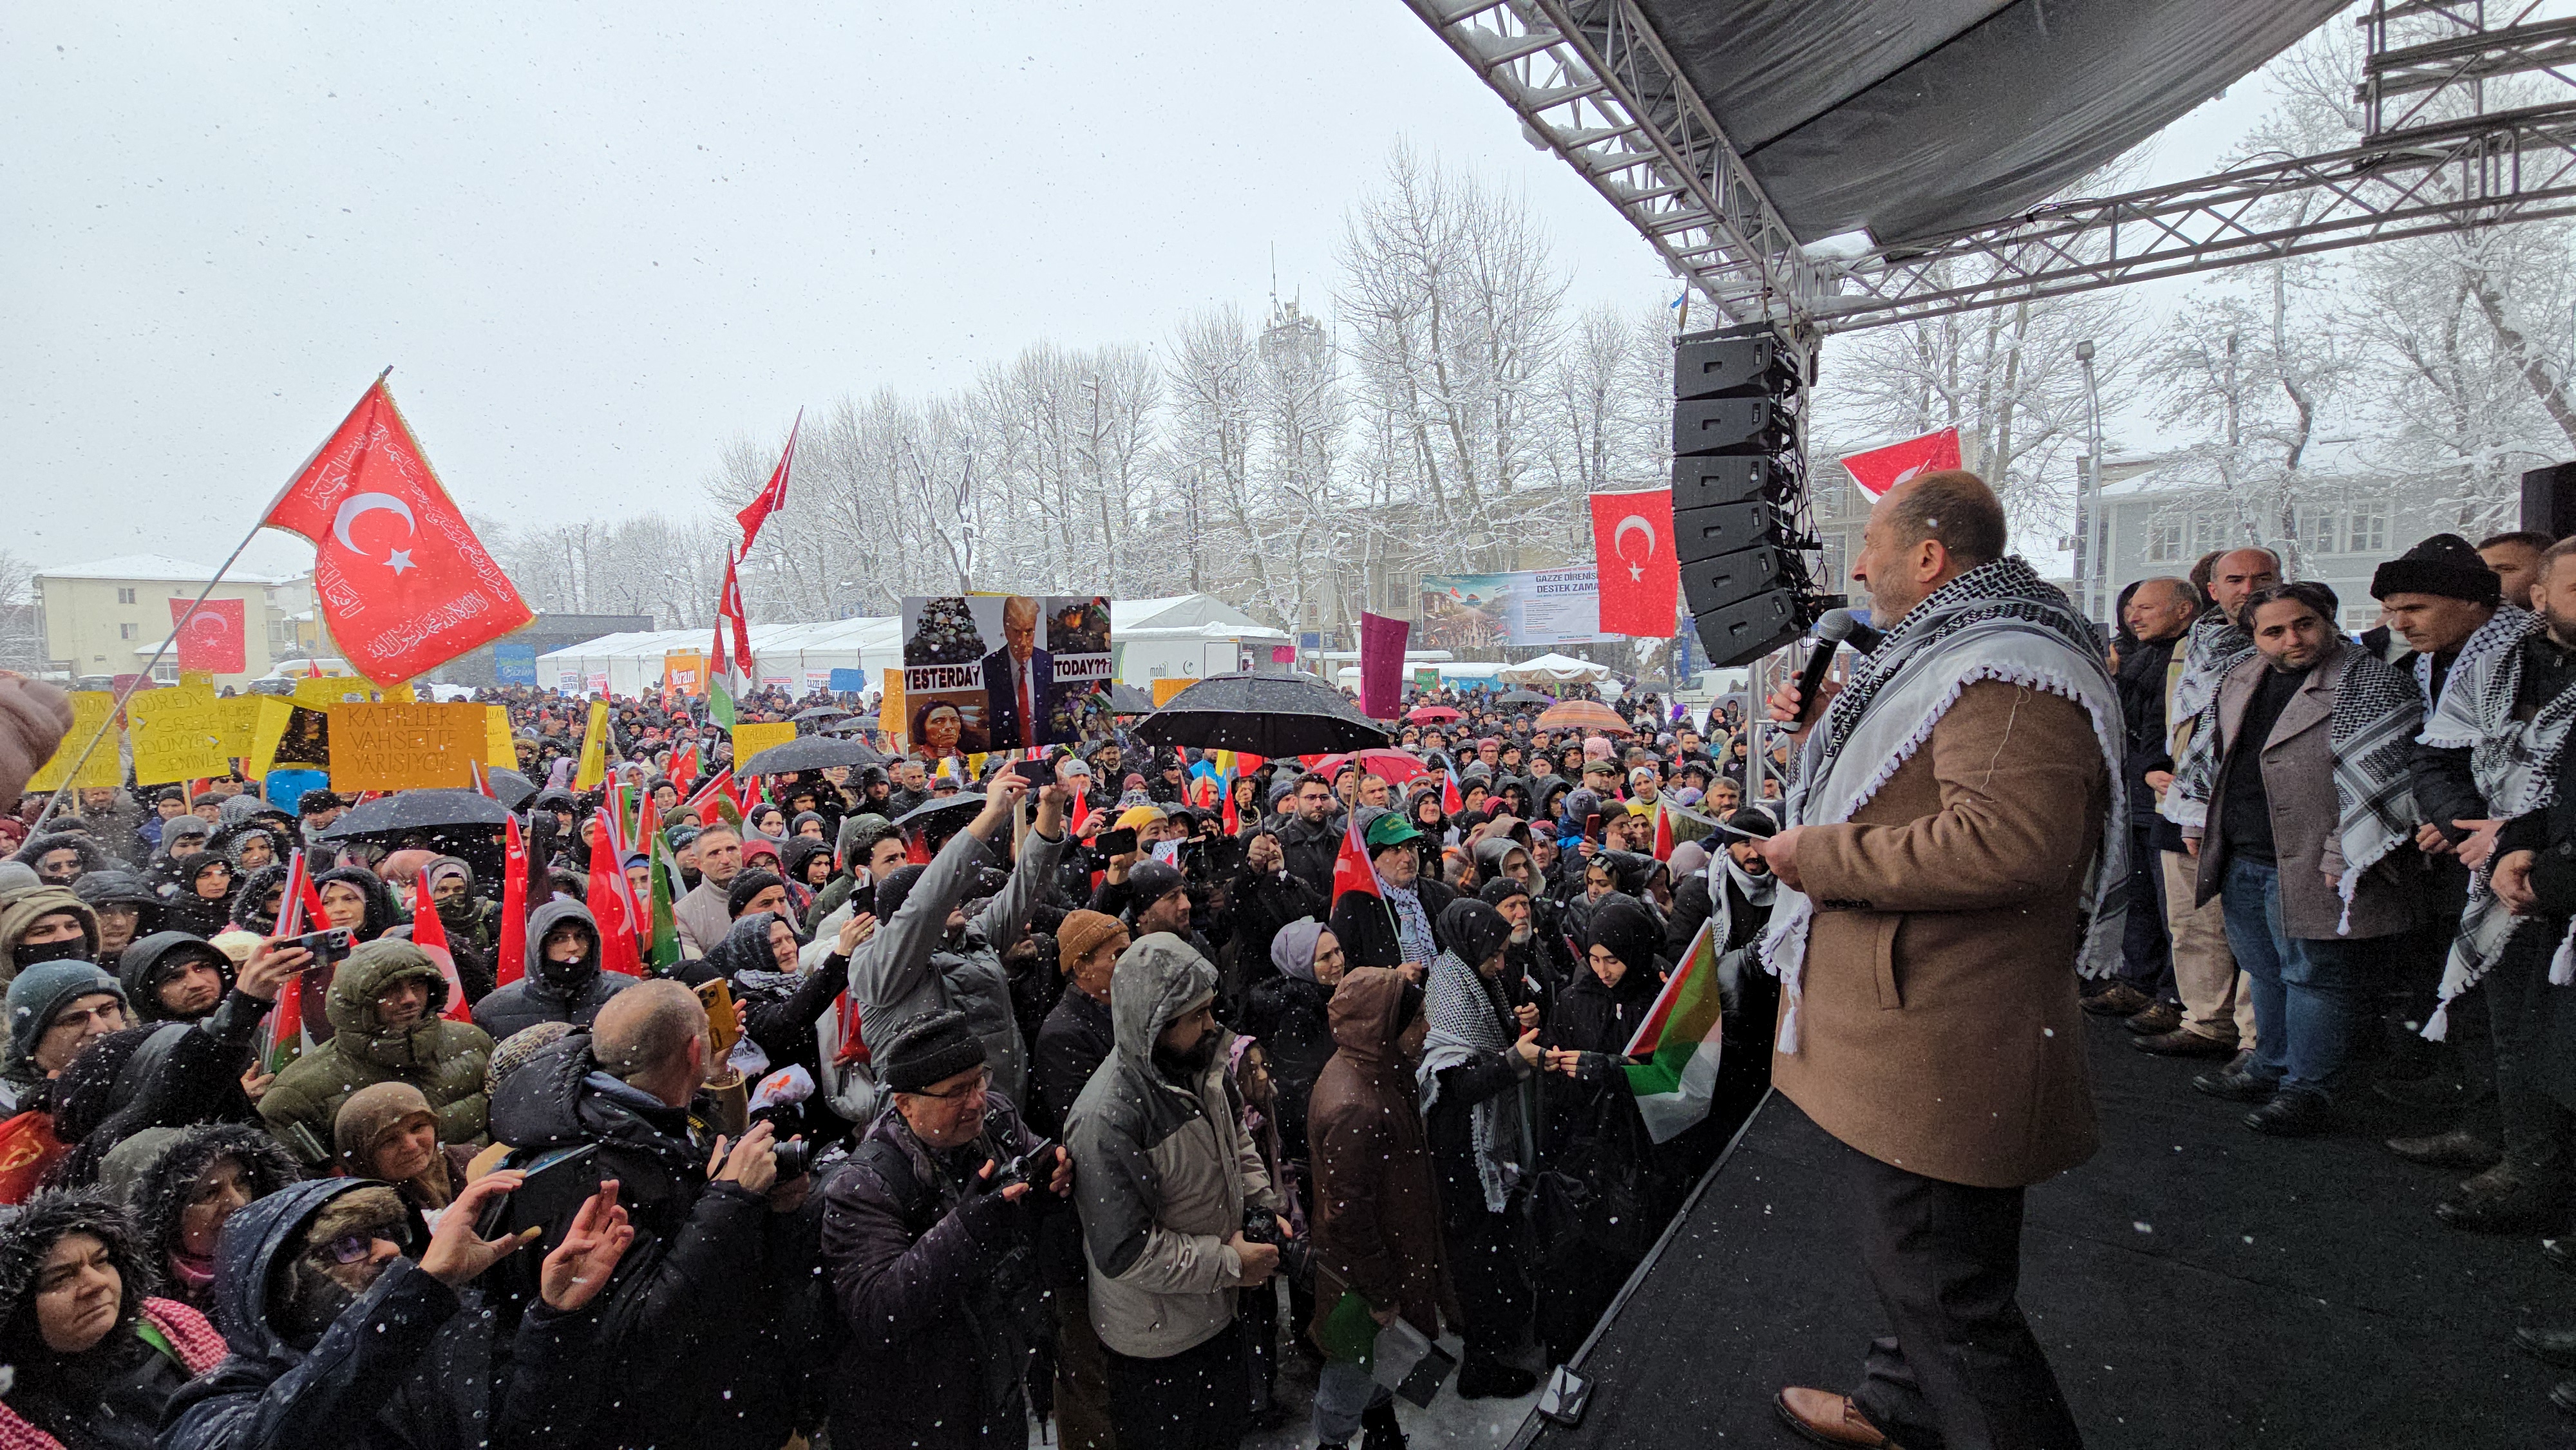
[1775,679,2107,1189]
[1305,967,1459,1344]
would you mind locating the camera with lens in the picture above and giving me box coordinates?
[984,1136,1057,1194]
[1242,1204,1310,1280]
[770,1136,813,1180]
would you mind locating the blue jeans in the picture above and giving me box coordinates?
[1312,1356,1389,1444]
[2218,856,2375,1100]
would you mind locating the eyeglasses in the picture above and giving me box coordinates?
[315,1232,386,1265]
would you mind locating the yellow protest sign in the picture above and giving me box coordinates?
[732,721,797,773]
[1151,677,1198,706]
[213,696,286,760]
[27,692,122,792]
[177,670,214,692]
[295,673,372,710]
[573,699,611,791]
[485,706,516,769]
[129,695,232,785]
[664,651,707,697]
[880,669,906,743]
[384,683,417,704]
[245,698,303,778]
[327,702,482,792]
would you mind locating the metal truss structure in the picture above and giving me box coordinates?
[1405,0,2576,334]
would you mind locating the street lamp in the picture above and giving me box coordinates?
[2075,339,2105,621]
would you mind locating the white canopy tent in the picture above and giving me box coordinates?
[1496,652,1612,685]
[537,618,902,697]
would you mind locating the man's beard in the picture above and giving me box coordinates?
[1510,924,1533,945]
[2546,603,2576,649]
[1152,1028,1220,1080]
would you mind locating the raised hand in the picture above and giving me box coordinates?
[540,1180,636,1312]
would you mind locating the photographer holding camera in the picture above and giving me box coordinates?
[820,1008,1072,1450]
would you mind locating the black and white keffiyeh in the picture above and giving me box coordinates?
[2163,639,2421,934]
[2420,613,2576,1034]
[1417,950,1530,1213]
[2169,609,2255,730]
[1760,556,2127,1052]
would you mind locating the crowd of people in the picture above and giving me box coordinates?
[12,483,2575,1446]
[0,653,1787,1450]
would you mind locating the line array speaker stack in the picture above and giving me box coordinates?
[1672,328,1825,667]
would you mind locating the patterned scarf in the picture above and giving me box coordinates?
[1417,949,1530,1213]
[2170,609,2255,728]
[1763,556,2127,1052]
[1384,883,1437,967]
[2420,616,2576,1032]
[2165,637,2422,931]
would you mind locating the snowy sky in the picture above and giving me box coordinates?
[5,1,2274,578]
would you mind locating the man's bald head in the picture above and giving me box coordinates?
[593,979,708,1102]
[1853,469,2008,621]
[2209,548,2283,624]
[2125,576,2200,643]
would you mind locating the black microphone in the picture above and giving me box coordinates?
[1792,609,1879,719]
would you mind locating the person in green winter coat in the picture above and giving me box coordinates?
[256,939,491,1165]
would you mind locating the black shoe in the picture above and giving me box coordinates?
[2133,1028,2237,1059]
[2082,983,2153,1017]
[2519,1326,2576,1368]
[2373,1072,2467,1109]
[2245,1089,2332,1136]
[2193,1066,2278,1103]
[2385,1128,2503,1171]
[2436,1189,2572,1235]
[1360,1397,1407,1450]
[1456,1357,1537,1400]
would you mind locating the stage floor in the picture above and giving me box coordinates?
[1522,1018,2576,1450]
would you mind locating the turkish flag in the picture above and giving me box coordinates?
[1841,427,1963,499]
[259,380,534,686]
[168,597,246,673]
[734,411,802,554]
[1590,488,1678,636]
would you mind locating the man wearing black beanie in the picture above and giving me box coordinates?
[819,1008,1070,1449]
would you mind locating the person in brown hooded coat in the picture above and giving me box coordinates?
[1304,965,1456,1450]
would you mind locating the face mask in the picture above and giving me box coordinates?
[13,939,88,969]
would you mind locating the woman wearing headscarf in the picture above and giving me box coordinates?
[225,863,290,937]
[421,856,499,963]
[1533,894,1669,1364]
[312,866,401,944]
[1418,897,1540,1400]
[213,822,281,876]
[0,1189,229,1450]
[156,854,236,939]
[333,1081,477,1220]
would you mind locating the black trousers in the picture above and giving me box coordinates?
[1441,1202,1530,1362]
[2117,820,2172,997]
[2490,915,2575,1187]
[1839,1138,2084,1450]
[1104,1321,1248,1450]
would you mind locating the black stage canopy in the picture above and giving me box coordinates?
[1632,0,2347,245]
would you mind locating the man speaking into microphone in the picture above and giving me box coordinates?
[1757,470,2122,1450]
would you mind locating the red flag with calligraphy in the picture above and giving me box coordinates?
[167,598,247,674]
[734,411,802,554]
[1839,427,1963,500]
[259,380,534,686]
[1589,488,1678,637]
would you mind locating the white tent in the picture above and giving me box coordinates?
[1497,652,1611,684]
[537,618,902,697]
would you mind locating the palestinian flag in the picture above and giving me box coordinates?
[638,795,683,972]
[1619,918,1726,1144]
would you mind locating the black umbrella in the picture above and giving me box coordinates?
[1492,688,1555,707]
[891,792,985,838]
[1101,683,1157,714]
[793,706,851,725]
[486,768,538,810]
[738,734,890,777]
[1132,672,1393,755]
[316,789,512,840]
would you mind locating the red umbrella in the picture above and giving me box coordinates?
[1535,699,1631,735]
[1405,705,1463,724]
[1300,748,1430,786]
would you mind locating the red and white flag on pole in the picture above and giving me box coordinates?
[1839,427,1964,499]
[167,598,247,674]
[259,379,534,686]
[734,411,802,554]
[1589,488,1679,637]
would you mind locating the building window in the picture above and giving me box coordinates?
[2298,508,2338,556]
[2348,505,2387,554]
[116,587,137,605]
[2145,517,2183,563]
[118,623,137,640]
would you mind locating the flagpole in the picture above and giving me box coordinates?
[26,366,395,838]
